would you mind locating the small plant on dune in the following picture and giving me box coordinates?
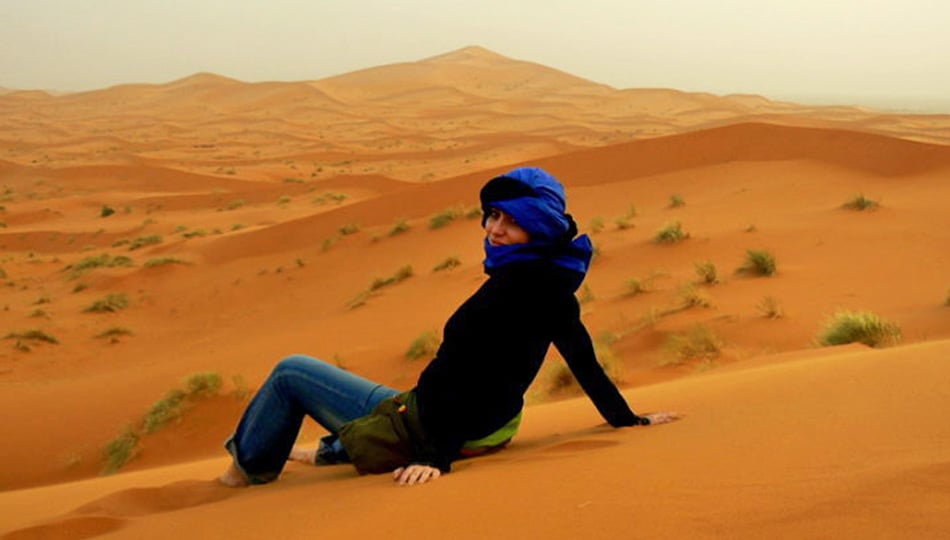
[589,216,605,233]
[182,229,207,239]
[463,205,483,220]
[184,371,223,398]
[669,194,685,208]
[842,194,879,211]
[102,426,139,475]
[943,287,950,307]
[614,205,638,230]
[277,195,292,206]
[694,260,718,285]
[625,278,650,296]
[95,327,134,342]
[406,330,441,360]
[757,296,784,319]
[577,284,595,304]
[370,266,414,291]
[143,257,189,268]
[737,249,777,277]
[429,207,462,229]
[144,372,223,433]
[127,234,163,251]
[653,221,689,244]
[4,329,59,350]
[816,310,901,348]
[65,253,134,279]
[100,205,116,218]
[388,218,411,237]
[662,324,722,366]
[224,199,246,211]
[433,256,461,272]
[29,309,49,319]
[677,284,713,309]
[339,223,360,236]
[83,293,129,313]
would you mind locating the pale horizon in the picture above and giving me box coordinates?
[2,0,950,113]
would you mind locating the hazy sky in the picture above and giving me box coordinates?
[2,0,949,111]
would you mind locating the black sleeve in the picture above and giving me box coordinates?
[553,306,648,427]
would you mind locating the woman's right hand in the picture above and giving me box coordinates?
[643,411,682,425]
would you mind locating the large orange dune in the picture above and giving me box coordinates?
[1,47,948,538]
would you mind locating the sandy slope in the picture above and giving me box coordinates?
[1,46,949,538]
[2,340,948,539]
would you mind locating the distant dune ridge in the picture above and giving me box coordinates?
[1,46,948,539]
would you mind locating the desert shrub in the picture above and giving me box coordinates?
[83,293,129,313]
[757,296,784,318]
[184,371,223,398]
[276,195,292,205]
[738,249,777,276]
[312,192,347,205]
[406,331,441,360]
[429,207,462,229]
[816,310,901,348]
[653,221,689,244]
[589,216,605,233]
[433,256,461,272]
[944,287,950,307]
[370,266,413,291]
[339,223,360,236]
[100,205,116,218]
[29,309,48,318]
[669,194,685,208]
[182,229,207,238]
[102,426,139,475]
[4,329,59,344]
[625,279,649,296]
[842,194,879,211]
[678,284,713,308]
[662,324,722,365]
[95,327,134,339]
[128,235,162,251]
[65,253,134,279]
[578,284,595,304]
[389,219,411,236]
[144,372,223,433]
[144,257,188,268]
[224,199,246,211]
[143,389,187,433]
[694,260,718,284]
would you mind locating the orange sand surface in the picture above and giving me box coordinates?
[1,47,949,538]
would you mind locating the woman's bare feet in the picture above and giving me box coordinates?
[218,463,251,487]
[288,446,318,465]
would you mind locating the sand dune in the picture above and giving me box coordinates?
[1,46,949,538]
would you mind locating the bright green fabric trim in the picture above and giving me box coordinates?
[462,411,523,450]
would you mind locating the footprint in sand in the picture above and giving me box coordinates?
[1,480,235,540]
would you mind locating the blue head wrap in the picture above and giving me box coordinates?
[479,167,593,288]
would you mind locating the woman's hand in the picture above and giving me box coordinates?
[393,464,441,486]
[643,411,682,425]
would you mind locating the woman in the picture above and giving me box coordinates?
[220,167,678,487]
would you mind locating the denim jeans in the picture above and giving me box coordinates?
[224,354,399,484]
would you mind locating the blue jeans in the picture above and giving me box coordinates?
[224,354,399,484]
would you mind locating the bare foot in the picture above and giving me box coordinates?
[288,446,318,465]
[218,463,251,488]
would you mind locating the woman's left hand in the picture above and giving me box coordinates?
[393,464,441,486]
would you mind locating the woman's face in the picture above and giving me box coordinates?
[484,208,530,246]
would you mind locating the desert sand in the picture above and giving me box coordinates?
[1,46,948,539]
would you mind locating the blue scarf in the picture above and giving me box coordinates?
[483,234,593,291]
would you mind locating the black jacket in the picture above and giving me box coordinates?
[412,258,643,471]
